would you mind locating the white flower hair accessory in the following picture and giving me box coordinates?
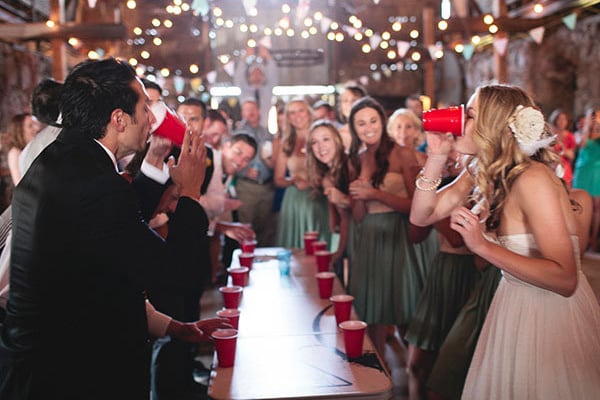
[508,105,555,155]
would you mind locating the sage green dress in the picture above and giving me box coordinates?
[405,250,481,351]
[348,172,428,325]
[276,153,330,249]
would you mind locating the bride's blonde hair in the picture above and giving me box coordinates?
[472,84,559,230]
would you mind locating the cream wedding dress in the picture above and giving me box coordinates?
[462,234,600,399]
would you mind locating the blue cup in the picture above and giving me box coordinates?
[277,249,292,276]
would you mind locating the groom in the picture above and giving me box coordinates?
[0,58,208,399]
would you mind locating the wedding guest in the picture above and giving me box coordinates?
[275,98,330,248]
[6,113,39,185]
[306,120,359,282]
[347,97,424,356]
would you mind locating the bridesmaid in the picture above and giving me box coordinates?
[306,120,359,282]
[347,97,425,356]
[337,84,367,153]
[275,98,330,248]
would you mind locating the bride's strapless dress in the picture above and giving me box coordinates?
[462,234,600,399]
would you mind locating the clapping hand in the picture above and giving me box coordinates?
[169,128,206,201]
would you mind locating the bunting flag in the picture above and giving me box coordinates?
[258,36,272,49]
[191,0,209,16]
[427,43,443,60]
[397,41,411,58]
[529,26,545,44]
[241,0,257,16]
[371,71,381,81]
[206,70,217,84]
[359,75,369,86]
[320,17,332,34]
[343,25,359,36]
[462,44,475,60]
[369,34,382,49]
[562,13,577,30]
[190,77,203,93]
[87,0,97,8]
[223,61,235,77]
[173,76,185,94]
[295,0,311,25]
[493,36,509,56]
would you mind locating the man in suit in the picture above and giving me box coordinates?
[0,58,209,399]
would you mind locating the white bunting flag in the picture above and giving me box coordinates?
[529,26,545,44]
[258,36,272,49]
[397,41,411,58]
[320,17,332,34]
[206,70,217,84]
[369,34,382,49]
[493,36,509,56]
[223,61,235,77]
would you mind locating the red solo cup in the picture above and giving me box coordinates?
[315,272,336,299]
[339,320,367,359]
[238,252,254,269]
[211,328,238,368]
[330,294,354,325]
[219,286,243,309]
[240,240,257,253]
[422,105,464,137]
[227,266,249,287]
[312,240,327,253]
[304,235,318,255]
[216,308,240,330]
[149,101,187,146]
[315,250,332,272]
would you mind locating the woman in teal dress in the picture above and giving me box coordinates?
[573,106,600,250]
[347,97,428,357]
[275,98,330,249]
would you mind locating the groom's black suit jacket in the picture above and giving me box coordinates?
[0,127,208,399]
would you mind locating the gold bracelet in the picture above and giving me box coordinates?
[415,171,442,191]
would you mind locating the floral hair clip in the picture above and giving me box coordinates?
[508,105,555,156]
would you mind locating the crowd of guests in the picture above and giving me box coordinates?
[0,57,599,400]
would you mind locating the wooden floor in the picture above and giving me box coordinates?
[199,252,600,400]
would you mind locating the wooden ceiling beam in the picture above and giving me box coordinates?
[0,21,126,41]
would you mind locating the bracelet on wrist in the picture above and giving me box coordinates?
[415,170,442,191]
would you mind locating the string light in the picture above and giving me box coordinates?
[483,14,494,25]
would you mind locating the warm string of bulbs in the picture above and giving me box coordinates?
[54,1,552,80]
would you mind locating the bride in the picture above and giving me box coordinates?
[410,84,600,399]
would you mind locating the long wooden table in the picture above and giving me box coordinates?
[208,247,392,400]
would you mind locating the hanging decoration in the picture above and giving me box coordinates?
[397,41,411,58]
[241,0,257,16]
[462,44,474,60]
[258,35,272,49]
[493,36,509,56]
[369,33,382,49]
[191,0,209,16]
[223,61,235,77]
[529,26,545,44]
[320,16,332,34]
[295,0,311,25]
[206,70,217,84]
[173,75,185,94]
[562,13,577,31]
[190,77,203,93]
